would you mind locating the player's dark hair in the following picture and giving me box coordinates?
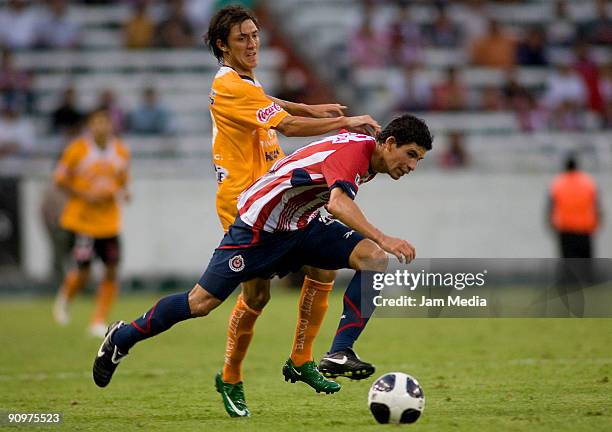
[88,107,110,120]
[565,155,578,171]
[377,114,433,150]
[204,5,260,63]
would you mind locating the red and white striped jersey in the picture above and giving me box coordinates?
[237,132,377,232]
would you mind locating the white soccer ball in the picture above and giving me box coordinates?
[368,372,425,424]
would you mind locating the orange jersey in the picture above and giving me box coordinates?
[550,171,598,234]
[54,135,130,238]
[209,66,289,230]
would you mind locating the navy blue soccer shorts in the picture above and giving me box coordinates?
[68,232,121,268]
[198,214,365,301]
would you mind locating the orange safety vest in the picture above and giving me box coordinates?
[550,171,598,234]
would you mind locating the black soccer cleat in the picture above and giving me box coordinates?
[318,348,375,380]
[93,321,128,388]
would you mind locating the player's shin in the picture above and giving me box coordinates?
[290,276,334,366]
[61,268,88,300]
[91,278,119,325]
[222,293,261,384]
[111,291,192,353]
[329,271,377,353]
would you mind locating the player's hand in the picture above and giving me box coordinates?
[378,235,416,264]
[307,103,347,118]
[82,184,117,204]
[345,115,381,136]
[121,189,131,203]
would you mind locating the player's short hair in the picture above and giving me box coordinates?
[377,114,433,150]
[88,107,110,120]
[204,5,260,63]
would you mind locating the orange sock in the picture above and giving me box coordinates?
[91,279,119,324]
[290,276,334,366]
[61,269,86,301]
[222,294,261,384]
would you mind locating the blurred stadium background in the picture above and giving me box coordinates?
[0,0,610,293]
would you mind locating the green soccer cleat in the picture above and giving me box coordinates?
[215,371,250,418]
[282,358,341,394]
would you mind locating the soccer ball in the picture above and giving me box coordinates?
[368,372,425,424]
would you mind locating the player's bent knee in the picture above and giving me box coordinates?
[241,279,270,311]
[349,239,389,272]
[188,284,222,317]
[103,265,118,281]
[303,266,336,283]
[76,267,91,282]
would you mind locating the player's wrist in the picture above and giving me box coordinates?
[371,230,386,246]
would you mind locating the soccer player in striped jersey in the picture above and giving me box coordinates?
[203,5,380,417]
[93,114,433,414]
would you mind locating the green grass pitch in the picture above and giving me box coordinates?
[1,290,611,431]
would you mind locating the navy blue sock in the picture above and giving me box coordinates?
[329,271,376,354]
[112,291,192,353]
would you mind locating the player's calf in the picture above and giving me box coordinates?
[188,284,223,316]
[92,285,222,388]
[240,278,271,311]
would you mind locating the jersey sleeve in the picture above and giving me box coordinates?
[217,78,289,130]
[116,142,131,189]
[321,141,372,200]
[53,141,82,186]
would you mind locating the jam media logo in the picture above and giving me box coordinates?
[256,102,283,123]
[229,255,245,272]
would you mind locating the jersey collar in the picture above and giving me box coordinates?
[222,64,256,83]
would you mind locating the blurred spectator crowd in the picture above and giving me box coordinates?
[0,0,256,50]
[0,0,611,173]
[0,0,215,164]
[347,0,612,131]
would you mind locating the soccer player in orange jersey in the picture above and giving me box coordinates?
[52,109,130,338]
[204,6,381,416]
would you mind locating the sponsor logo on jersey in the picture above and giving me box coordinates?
[213,164,229,184]
[256,102,283,124]
[229,255,245,272]
[265,148,280,162]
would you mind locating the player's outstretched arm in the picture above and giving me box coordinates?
[268,95,346,118]
[325,188,416,263]
[275,114,381,138]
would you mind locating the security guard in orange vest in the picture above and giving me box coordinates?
[548,156,602,258]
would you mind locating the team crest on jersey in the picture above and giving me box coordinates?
[256,102,283,123]
[229,255,245,272]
